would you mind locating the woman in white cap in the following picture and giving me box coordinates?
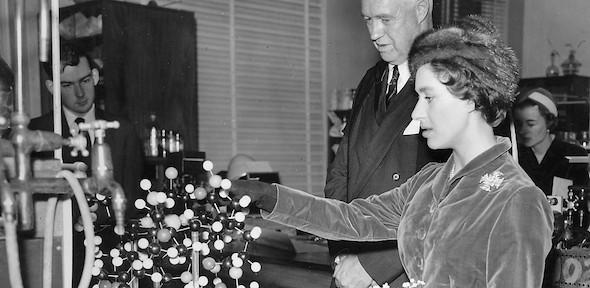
[230,16,553,288]
[513,88,589,196]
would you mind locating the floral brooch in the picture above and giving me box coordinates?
[370,279,425,288]
[479,170,504,192]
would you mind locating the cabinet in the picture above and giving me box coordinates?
[42,0,198,150]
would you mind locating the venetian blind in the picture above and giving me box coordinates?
[481,0,509,41]
[437,0,509,41]
[169,0,326,195]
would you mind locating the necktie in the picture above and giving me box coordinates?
[376,66,399,125]
[75,117,92,151]
[385,65,399,107]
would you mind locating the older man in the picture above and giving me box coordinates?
[324,0,440,287]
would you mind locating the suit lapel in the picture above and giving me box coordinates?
[59,112,76,163]
[352,81,417,194]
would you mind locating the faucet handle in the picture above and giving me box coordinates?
[79,120,120,138]
[69,134,90,157]
[78,120,120,131]
[68,133,90,157]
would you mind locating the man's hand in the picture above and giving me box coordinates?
[333,254,374,288]
[228,180,277,212]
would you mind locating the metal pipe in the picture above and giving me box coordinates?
[14,0,23,113]
[10,113,69,231]
[191,231,199,288]
[50,0,62,159]
[11,112,34,231]
[80,120,127,235]
[0,132,24,288]
[39,0,50,62]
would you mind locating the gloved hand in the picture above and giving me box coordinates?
[333,254,374,288]
[229,180,278,212]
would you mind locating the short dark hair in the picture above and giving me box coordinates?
[42,42,96,79]
[409,15,519,127]
[513,98,558,131]
[0,56,14,92]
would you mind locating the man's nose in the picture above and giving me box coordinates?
[74,82,85,97]
[367,20,383,41]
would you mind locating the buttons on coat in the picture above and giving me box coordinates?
[416,257,424,270]
[392,173,400,181]
[416,227,426,240]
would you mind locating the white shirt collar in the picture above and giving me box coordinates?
[388,61,410,93]
[63,105,96,141]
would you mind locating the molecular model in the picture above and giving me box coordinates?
[85,160,263,288]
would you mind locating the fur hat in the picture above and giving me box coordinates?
[408,15,520,126]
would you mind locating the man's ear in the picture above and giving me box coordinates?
[45,79,54,95]
[415,0,431,24]
[91,68,99,86]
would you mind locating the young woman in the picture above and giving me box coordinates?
[230,16,553,288]
[513,87,589,195]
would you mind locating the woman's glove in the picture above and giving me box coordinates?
[229,180,278,212]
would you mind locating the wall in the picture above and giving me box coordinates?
[326,0,380,107]
[521,0,590,78]
[3,0,377,118]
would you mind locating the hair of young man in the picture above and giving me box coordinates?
[42,43,97,80]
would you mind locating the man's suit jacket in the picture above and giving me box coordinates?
[29,109,143,205]
[325,61,440,285]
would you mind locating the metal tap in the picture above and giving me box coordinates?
[0,146,16,225]
[10,112,71,231]
[79,120,127,235]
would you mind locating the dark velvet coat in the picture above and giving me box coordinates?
[324,61,438,285]
[268,137,553,288]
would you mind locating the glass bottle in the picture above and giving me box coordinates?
[545,50,560,77]
[167,130,177,153]
[562,48,582,75]
[144,113,159,157]
[175,132,183,152]
[579,131,590,151]
[160,129,168,158]
[565,131,581,146]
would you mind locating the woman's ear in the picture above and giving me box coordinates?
[91,68,99,86]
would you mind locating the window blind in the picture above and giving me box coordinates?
[481,0,509,41]
[170,0,326,195]
[437,0,509,41]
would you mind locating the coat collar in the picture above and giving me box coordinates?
[431,136,512,202]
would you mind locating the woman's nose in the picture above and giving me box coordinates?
[411,98,426,121]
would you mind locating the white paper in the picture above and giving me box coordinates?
[403,119,421,135]
[552,176,573,197]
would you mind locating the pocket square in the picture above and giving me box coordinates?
[403,119,420,135]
